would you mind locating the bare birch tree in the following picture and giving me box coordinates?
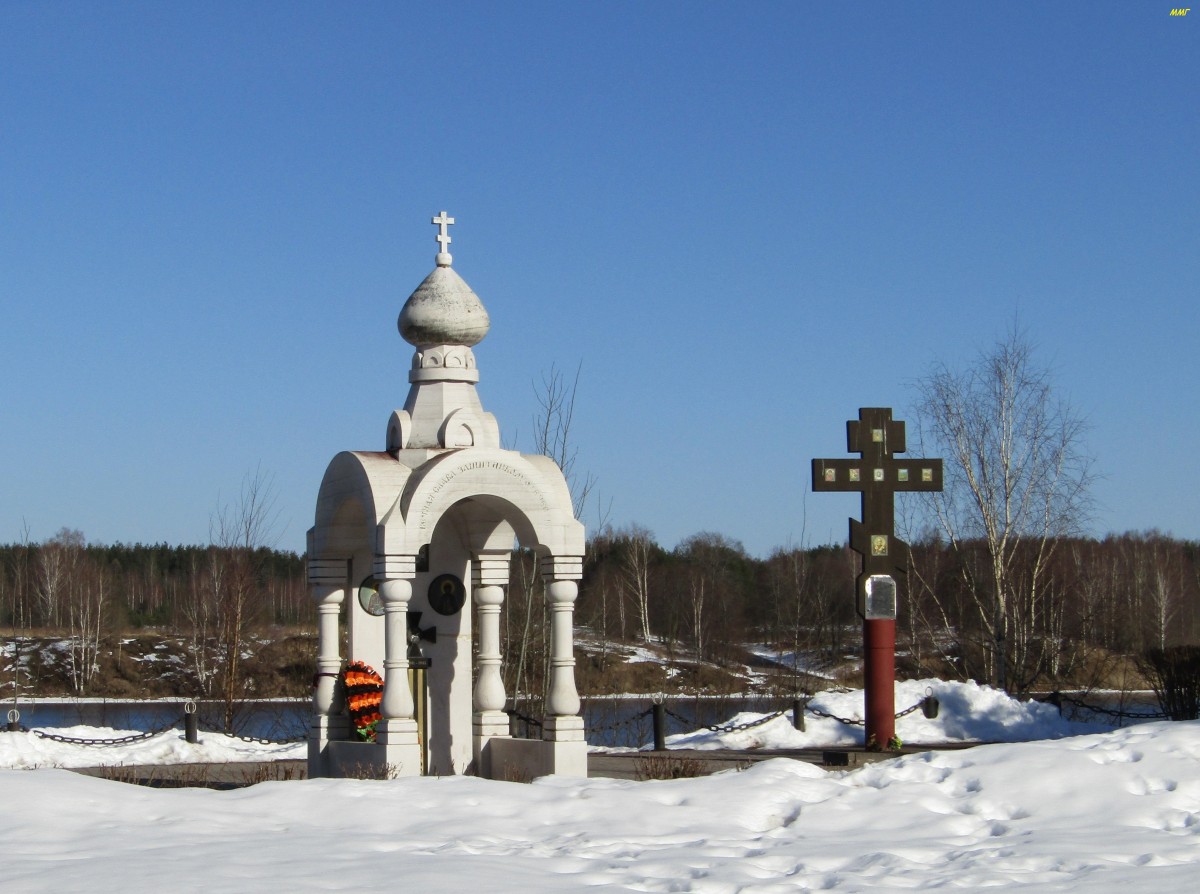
[35,528,84,629]
[618,524,655,643]
[66,554,106,694]
[913,326,1095,692]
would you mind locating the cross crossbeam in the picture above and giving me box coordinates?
[812,407,942,583]
[432,211,455,254]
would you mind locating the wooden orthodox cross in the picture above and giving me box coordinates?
[811,407,942,749]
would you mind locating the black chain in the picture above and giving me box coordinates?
[584,705,653,735]
[663,706,788,734]
[196,724,308,746]
[1048,691,1168,721]
[505,707,544,730]
[23,719,304,748]
[806,700,926,727]
[31,726,174,747]
[807,706,865,727]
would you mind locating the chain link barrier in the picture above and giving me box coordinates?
[807,705,865,727]
[806,696,926,724]
[506,707,545,734]
[195,725,309,746]
[7,700,307,748]
[17,690,1168,751]
[1040,691,1169,723]
[28,722,307,748]
[663,705,787,735]
[583,696,932,741]
[583,705,652,736]
[31,724,176,748]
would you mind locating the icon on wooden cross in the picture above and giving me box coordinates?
[811,408,943,619]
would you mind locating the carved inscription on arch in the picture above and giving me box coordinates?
[417,459,550,533]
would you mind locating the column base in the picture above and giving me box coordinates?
[472,710,511,778]
[307,714,349,779]
[377,717,420,743]
[542,714,585,742]
[326,739,422,779]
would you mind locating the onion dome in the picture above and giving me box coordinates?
[398,211,490,348]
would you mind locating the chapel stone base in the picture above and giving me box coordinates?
[311,717,423,779]
[486,735,588,782]
[324,740,423,779]
[310,713,588,781]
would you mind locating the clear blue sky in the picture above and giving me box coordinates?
[2,2,1197,557]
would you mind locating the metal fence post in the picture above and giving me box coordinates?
[184,700,198,744]
[792,698,807,731]
[652,701,666,751]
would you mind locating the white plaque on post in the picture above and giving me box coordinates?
[862,574,897,620]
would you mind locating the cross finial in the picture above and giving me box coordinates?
[432,211,455,266]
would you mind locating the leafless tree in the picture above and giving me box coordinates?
[912,325,1095,692]
[182,549,217,695]
[532,362,595,518]
[66,553,106,694]
[504,549,546,714]
[36,528,85,629]
[618,524,656,643]
[502,363,597,713]
[6,522,34,631]
[676,532,746,663]
[209,467,280,731]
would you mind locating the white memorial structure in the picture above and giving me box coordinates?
[307,213,587,780]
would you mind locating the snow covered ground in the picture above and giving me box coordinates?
[1,682,1197,891]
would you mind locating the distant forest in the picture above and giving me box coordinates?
[2,528,1198,701]
[570,528,1200,697]
[0,534,308,631]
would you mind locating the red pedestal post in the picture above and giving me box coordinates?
[863,617,896,750]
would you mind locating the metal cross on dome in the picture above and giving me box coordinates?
[432,211,455,253]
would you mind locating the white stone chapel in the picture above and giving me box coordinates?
[307,213,587,780]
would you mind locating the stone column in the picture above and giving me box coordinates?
[541,555,585,744]
[312,586,345,717]
[472,554,512,775]
[374,555,421,770]
[307,558,349,777]
[474,585,506,712]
